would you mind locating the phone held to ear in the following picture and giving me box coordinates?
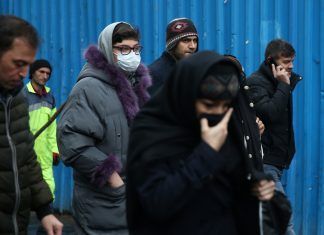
[266,57,278,67]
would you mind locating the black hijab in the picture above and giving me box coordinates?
[126,51,265,230]
[127,51,243,169]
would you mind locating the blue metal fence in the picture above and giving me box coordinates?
[1,0,323,234]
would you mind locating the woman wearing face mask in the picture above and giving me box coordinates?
[57,22,151,235]
[126,51,275,235]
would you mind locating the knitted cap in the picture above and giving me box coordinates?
[29,59,52,79]
[166,18,198,51]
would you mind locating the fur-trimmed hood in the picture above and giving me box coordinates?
[79,45,152,122]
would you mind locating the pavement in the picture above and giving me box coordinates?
[28,212,77,235]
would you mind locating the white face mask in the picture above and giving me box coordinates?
[115,51,141,72]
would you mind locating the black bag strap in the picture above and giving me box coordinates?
[33,101,67,140]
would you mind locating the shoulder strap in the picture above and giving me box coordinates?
[33,101,67,140]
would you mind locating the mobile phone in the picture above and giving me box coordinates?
[266,57,278,67]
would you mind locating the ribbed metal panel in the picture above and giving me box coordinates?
[1,1,323,233]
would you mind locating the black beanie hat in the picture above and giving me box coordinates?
[29,59,52,79]
[166,18,198,51]
[198,62,240,100]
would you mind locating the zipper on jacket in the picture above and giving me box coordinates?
[2,97,20,235]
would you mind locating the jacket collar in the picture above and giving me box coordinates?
[290,72,302,90]
[163,51,178,64]
[0,83,23,102]
[26,82,50,96]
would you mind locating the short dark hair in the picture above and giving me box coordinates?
[0,15,39,57]
[264,39,295,60]
[112,23,139,44]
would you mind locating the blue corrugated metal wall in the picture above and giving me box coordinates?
[1,0,323,234]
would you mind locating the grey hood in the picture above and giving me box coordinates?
[98,21,133,64]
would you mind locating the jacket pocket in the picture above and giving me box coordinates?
[74,184,127,231]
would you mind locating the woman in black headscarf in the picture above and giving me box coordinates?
[126,51,275,235]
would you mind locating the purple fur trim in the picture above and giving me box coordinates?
[134,64,152,107]
[84,46,151,122]
[91,154,122,188]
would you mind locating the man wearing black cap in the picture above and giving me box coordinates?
[24,59,59,198]
[148,18,198,95]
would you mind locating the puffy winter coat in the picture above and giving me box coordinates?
[57,45,151,235]
[0,88,53,235]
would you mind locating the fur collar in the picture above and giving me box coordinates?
[85,45,151,122]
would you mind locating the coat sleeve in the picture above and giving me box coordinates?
[246,76,291,124]
[133,141,227,221]
[57,83,108,181]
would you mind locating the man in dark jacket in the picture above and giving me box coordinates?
[0,15,63,235]
[246,39,302,235]
[148,18,198,95]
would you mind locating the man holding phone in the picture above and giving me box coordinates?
[246,39,302,235]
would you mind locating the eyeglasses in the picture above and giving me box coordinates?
[113,45,143,55]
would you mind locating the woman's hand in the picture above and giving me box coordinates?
[108,171,124,188]
[200,108,233,151]
[252,180,275,201]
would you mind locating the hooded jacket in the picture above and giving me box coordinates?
[57,22,151,235]
[126,51,265,235]
[0,86,53,235]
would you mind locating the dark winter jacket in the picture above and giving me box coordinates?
[246,62,302,168]
[148,51,176,95]
[0,87,53,235]
[57,46,151,235]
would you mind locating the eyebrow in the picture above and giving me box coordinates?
[182,37,197,40]
[13,60,29,66]
[115,43,140,47]
[39,70,51,73]
[201,99,215,104]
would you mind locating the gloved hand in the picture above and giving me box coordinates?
[53,153,60,166]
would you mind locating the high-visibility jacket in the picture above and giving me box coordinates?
[24,82,58,196]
